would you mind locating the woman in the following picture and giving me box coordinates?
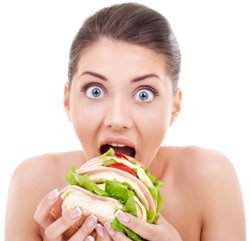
[5,3,245,241]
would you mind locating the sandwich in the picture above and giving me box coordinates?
[51,148,164,241]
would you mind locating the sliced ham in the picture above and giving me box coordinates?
[80,157,102,169]
[79,156,154,188]
[76,166,156,211]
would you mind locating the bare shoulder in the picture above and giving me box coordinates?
[5,150,85,240]
[160,145,242,198]
[159,145,246,240]
[159,145,237,181]
[11,150,85,193]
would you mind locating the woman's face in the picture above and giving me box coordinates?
[64,38,181,166]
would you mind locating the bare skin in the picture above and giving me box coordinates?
[5,147,245,241]
[5,39,246,240]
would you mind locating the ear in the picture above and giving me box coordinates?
[63,82,71,121]
[170,88,182,126]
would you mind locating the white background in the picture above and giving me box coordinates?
[0,0,249,239]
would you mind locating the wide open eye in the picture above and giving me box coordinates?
[85,85,105,99]
[134,88,156,103]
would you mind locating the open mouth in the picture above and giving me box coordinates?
[100,144,136,158]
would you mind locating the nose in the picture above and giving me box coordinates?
[103,98,133,130]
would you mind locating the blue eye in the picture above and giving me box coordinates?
[86,85,105,99]
[135,88,155,103]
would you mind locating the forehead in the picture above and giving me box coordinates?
[75,38,169,80]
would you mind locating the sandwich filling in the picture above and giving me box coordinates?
[62,148,164,241]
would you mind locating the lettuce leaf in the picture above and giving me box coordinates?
[100,148,115,158]
[105,179,137,216]
[66,147,165,240]
[156,192,164,213]
[153,213,160,224]
[142,167,164,213]
[130,159,137,165]
[111,218,145,241]
[102,158,118,166]
[146,209,156,223]
[100,148,164,214]
[66,168,137,217]
[65,167,106,196]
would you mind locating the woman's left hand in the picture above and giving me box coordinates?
[103,210,183,241]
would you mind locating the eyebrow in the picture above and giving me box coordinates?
[80,71,161,82]
[131,73,161,83]
[80,71,107,81]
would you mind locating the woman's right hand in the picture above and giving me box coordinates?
[33,189,100,241]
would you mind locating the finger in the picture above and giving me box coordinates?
[95,223,112,240]
[85,235,95,241]
[115,210,160,240]
[45,207,83,240]
[33,189,59,228]
[104,222,131,241]
[153,215,183,241]
[156,213,168,224]
[68,214,98,241]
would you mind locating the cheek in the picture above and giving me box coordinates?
[70,101,105,143]
[136,103,171,142]
[135,104,171,165]
[145,112,167,138]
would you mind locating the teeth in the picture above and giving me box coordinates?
[109,143,126,147]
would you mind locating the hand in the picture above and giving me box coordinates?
[103,210,183,241]
[33,189,98,241]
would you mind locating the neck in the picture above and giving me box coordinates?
[148,148,171,180]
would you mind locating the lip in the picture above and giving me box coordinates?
[100,137,136,149]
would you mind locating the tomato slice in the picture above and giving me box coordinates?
[115,152,129,161]
[107,163,137,177]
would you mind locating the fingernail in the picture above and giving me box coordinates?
[69,207,82,220]
[115,210,130,223]
[104,222,116,237]
[85,235,94,241]
[95,223,106,239]
[85,215,97,229]
[48,189,59,201]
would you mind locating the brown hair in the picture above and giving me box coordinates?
[68,2,181,94]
